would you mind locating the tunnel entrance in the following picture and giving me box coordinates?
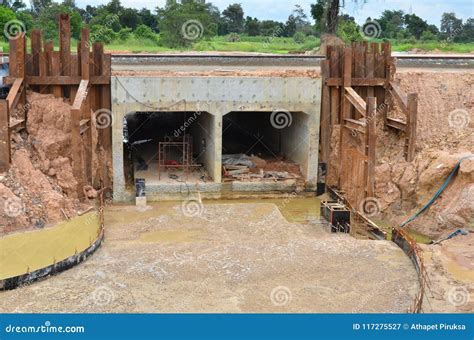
[124,111,215,187]
[222,111,309,183]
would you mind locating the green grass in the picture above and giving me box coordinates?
[2,35,472,54]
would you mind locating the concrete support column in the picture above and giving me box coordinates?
[112,108,126,202]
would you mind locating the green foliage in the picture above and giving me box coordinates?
[420,30,437,41]
[222,3,244,34]
[337,18,363,43]
[90,24,117,44]
[0,6,16,40]
[15,11,34,33]
[157,0,217,48]
[118,27,132,41]
[134,24,157,42]
[227,32,240,42]
[293,31,306,44]
[34,4,82,40]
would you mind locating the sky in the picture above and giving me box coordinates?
[75,0,473,27]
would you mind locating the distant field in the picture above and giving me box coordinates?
[1,35,473,54]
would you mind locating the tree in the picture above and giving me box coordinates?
[222,3,244,34]
[404,13,428,39]
[310,0,341,34]
[377,10,405,38]
[260,20,284,37]
[120,8,142,30]
[457,18,473,43]
[441,12,463,39]
[157,0,217,48]
[284,15,297,37]
[139,8,159,32]
[0,6,16,40]
[244,16,260,36]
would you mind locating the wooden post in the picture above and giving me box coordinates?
[366,97,376,198]
[329,47,341,125]
[80,28,92,187]
[406,93,418,162]
[320,59,331,165]
[43,41,54,95]
[101,54,112,188]
[0,101,10,172]
[59,13,71,98]
[15,34,26,108]
[338,47,352,188]
[31,29,42,93]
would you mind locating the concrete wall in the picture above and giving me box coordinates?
[112,76,321,201]
[190,112,219,181]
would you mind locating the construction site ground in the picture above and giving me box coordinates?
[0,199,419,313]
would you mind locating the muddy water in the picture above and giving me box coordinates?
[0,212,100,280]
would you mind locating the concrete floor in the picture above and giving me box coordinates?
[0,199,419,313]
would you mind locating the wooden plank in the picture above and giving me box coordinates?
[386,117,406,131]
[329,47,340,124]
[343,118,366,134]
[101,53,112,189]
[9,37,17,77]
[353,43,365,119]
[71,107,84,199]
[0,101,10,171]
[51,52,62,97]
[320,60,331,164]
[366,47,375,105]
[338,47,353,188]
[44,41,54,95]
[4,75,110,86]
[72,80,90,110]
[6,78,23,112]
[70,55,79,105]
[79,30,92,188]
[30,29,42,92]
[406,94,418,162]
[389,81,408,109]
[344,87,366,117]
[80,28,90,80]
[325,77,386,87]
[15,34,27,110]
[59,13,71,98]
[365,97,376,198]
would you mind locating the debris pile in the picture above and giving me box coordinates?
[222,154,301,182]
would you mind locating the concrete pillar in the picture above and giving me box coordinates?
[112,108,126,202]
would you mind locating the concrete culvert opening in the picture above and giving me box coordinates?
[222,111,310,184]
[124,111,215,187]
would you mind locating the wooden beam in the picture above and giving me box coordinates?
[344,87,366,117]
[4,75,110,86]
[31,29,42,92]
[366,97,377,198]
[320,60,331,164]
[329,47,341,124]
[389,81,408,111]
[325,77,386,87]
[0,101,11,171]
[386,117,406,131]
[406,93,418,162]
[59,13,71,98]
[72,80,90,110]
[343,118,366,134]
[6,78,23,112]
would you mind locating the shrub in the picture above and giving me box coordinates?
[134,24,157,41]
[91,25,117,44]
[293,31,306,44]
[118,27,132,41]
[227,33,241,42]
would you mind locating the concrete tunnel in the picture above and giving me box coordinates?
[111,74,321,201]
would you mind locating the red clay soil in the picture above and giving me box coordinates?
[0,92,91,235]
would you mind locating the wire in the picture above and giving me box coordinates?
[400,155,474,228]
